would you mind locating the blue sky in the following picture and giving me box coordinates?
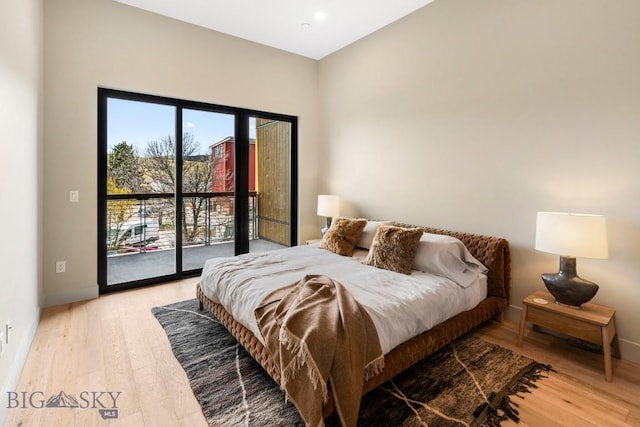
[107,98,255,156]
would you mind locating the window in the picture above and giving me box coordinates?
[98,88,298,294]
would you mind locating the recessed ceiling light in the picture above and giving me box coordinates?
[314,11,327,21]
[301,22,311,29]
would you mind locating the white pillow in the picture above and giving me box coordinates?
[412,233,488,288]
[356,220,391,249]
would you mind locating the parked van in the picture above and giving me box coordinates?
[108,219,159,248]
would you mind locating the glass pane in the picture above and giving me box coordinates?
[182,109,235,271]
[106,198,175,284]
[107,98,175,195]
[250,117,291,253]
[106,98,176,285]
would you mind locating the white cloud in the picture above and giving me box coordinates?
[186,121,196,128]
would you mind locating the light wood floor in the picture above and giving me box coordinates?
[4,278,640,427]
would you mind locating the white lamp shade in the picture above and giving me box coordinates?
[535,212,608,259]
[317,195,340,217]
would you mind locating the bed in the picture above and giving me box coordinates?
[196,221,511,421]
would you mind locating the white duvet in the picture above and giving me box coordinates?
[200,244,487,354]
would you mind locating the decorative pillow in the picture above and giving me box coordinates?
[362,224,423,274]
[318,217,367,256]
[356,220,391,249]
[412,233,488,288]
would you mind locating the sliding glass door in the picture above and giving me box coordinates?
[180,108,236,271]
[98,89,297,293]
[103,97,177,285]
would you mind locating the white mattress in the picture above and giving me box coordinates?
[200,244,487,354]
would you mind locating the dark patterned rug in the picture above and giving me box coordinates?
[152,299,551,427]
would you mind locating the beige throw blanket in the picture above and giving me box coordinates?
[255,275,384,427]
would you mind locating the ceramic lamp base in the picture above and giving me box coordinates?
[541,256,599,307]
[320,217,333,236]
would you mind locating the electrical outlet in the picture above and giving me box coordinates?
[56,261,66,273]
[5,321,11,344]
[69,190,79,202]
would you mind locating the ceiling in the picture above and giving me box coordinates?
[114,0,435,60]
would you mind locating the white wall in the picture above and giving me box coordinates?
[43,0,321,305]
[0,0,44,422]
[319,0,640,361]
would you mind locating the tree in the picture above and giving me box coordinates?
[107,142,144,193]
[145,133,216,243]
[106,142,148,250]
[106,177,137,250]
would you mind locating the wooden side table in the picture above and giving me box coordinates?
[517,290,620,381]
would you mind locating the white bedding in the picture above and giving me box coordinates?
[200,244,487,354]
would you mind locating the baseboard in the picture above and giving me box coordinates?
[43,285,99,308]
[0,307,41,426]
[504,304,522,324]
[619,339,640,364]
[505,304,640,364]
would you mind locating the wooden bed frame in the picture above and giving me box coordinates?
[197,224,511,417]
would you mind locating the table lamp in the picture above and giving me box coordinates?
[317,195,339,236]
[535,212,608,307]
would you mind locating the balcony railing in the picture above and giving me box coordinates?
[106,192,258,256]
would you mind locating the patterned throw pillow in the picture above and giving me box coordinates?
[319,217,367,256]
[362,224,423,274]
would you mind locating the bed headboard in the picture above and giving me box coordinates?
[390,222,512,303]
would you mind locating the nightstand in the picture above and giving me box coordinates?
[305,238,321,245]
[517,290,620,381]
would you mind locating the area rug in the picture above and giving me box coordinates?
[152,299,552,427]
